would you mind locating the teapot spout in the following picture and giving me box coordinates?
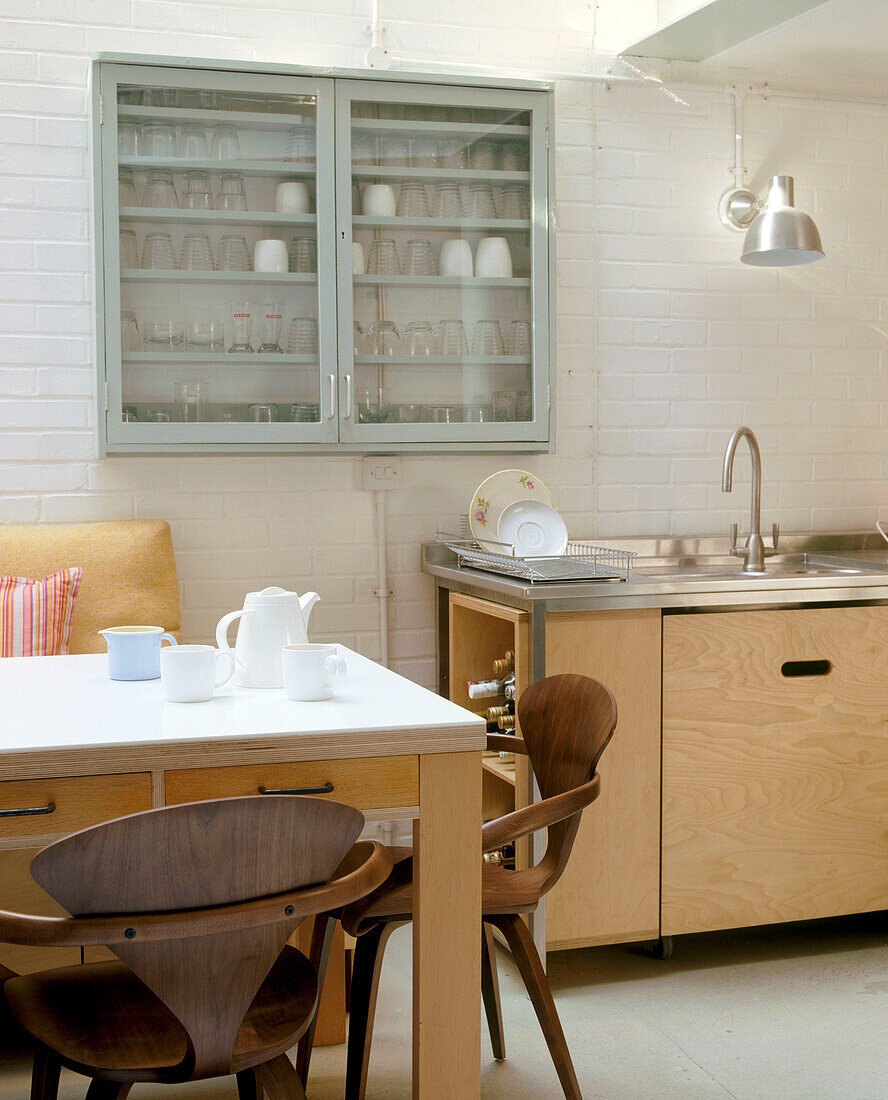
[299,591,320,627]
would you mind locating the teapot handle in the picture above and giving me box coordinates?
[215,609,253,671]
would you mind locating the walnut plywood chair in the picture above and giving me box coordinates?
[318,673,617,1100]
[0,795,392,1100]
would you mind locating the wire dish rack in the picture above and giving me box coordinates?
[438,531,635,583]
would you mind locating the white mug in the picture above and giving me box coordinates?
[475,237,513,278]
[254,239,288,272]
[275,181,311,214]
[161,644,236,703]
[439,238,473,277]
[362,184,396,217]
[352,241,366,275]
[283,643,346,702]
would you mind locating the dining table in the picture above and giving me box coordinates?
[0,646,485,1098]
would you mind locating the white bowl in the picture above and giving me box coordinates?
[497,499,568,557]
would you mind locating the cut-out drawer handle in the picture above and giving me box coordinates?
[781,660,832,678]
[0,801,56,819]
[258,782,335,796]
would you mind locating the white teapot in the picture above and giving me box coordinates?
[215,586,320,688]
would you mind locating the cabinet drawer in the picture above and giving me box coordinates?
[0,847,79,974]
[164,756,419,811]
[0,773,152,840]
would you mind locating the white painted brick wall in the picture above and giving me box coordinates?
[1,2,887,689]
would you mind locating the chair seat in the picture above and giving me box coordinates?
[341,845,548,935]
[4,945,317,1084]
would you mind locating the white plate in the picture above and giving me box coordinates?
[497,499,568,558]
[469,469,553,553]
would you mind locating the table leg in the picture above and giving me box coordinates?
[414,750,482,1099]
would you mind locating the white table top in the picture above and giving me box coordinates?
[0,649,484,770]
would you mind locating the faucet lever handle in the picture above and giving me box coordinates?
[772,522,780,549]
[730,522,738,551]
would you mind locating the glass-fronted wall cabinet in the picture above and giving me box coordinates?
[92,58,553,452]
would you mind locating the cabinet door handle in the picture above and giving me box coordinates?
[0,801,56,819]
[781,660,832,678]
[258,782,334,796]
[327,373,336,420]
[344,374,353,420]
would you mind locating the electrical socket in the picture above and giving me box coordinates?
[362,456,401,491]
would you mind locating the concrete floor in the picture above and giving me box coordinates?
[3,912,888,1098]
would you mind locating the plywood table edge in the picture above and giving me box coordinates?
[449,590,529,624]
[547,928,661,952]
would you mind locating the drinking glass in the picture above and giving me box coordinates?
[257,301,284,353]
[289,403,319,422]
[493,389,517,421]
[437,319,468,356]
[396,182,431,218]
[466,182,498,219]
[145,318,184,350]
[438,140,468,169]
[228,300,254,353]
[219,235,252,272]
[404,239,436,276]
[141,122,176,157]
[285,125,315,163]
[249,404,279,422]
[353,322,364,357]
[118,168,138,207]
[287,316,319,355]
[181,234,215,271]
[141,232,177,270]
[141,171,178,209]
[516,391,533,421]
[145,409,171,422]
[432,181,464,219]
[117,123,138,156]
[366,238,401,276]
[218,172,248,211]
[120,311,141,352]
[182,171,213,210]
[379,136,408,166]
[211,125,241,159]
[175,381,209,423]
[404,321,436,356]
[357,385,391,423]
[469,139,497,170]
[119,229,138,270]
[498,183,529,220]
[184,317,225,352]
[179,124,208,159]
[498,141,528,171]
[426,405,462,423]
[366,320,400,356]
[472,320,506,356]
[288,235,317,273]
[509,320,532,356]
[351,133,374,166]
[150,89,176,108]
[391,404,421,423]
[410,137,438,168]
[117,88,142,105]
[122,406,138,422]
[177,89,212,109]
[464,404,493,423]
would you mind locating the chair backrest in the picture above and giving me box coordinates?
[30,795,363,1080]
[516,673,617,896]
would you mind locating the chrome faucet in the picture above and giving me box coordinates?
[721,426,779,573]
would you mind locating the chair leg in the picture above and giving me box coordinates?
[84,1082,133,1099]
[254,1054,306,1100]
[490,914,582,1100]
[345,921,401,1100]
[481,922,506,1061]
[237,1068,261,1099]
[295,913,336,1086]
[29,1048,61,1100]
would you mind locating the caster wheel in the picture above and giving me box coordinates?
[648,936,673,960]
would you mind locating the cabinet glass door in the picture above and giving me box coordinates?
[99,63,336,448]
[335,80,550,445]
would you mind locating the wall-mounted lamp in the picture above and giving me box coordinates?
[718,89,824,267]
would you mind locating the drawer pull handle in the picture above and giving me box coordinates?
[258,782,335,796]
[781,660,832,678]
[0,801,56,819]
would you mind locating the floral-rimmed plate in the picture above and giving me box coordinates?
[469,469,554,553]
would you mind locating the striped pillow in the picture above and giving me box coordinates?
[0,568,83,657]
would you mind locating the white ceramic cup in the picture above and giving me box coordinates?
[352,241,366,275]
[362,184,396,217]
[275,181,311,214]
[254,239,288,273]
[439,238,474,277]
[475,237,513,278]
[283,643,346,702]
[161,644,236,703]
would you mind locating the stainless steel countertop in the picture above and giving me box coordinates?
[422,532,888,612]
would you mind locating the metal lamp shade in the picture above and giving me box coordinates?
[740,175,824,267]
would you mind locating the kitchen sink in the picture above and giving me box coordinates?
[632,553,884,582]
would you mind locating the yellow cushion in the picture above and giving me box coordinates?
[0,522,181,654]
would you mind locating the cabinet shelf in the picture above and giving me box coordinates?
[119,208,317,227]
[119,156,315,179]
[352,216,529,231]
[482,752,517,787]
[352,118,530,141]
[118,104,312,130]
[355,275,529,288]
[352,165,529,183]
[123,352,317,365]
[354,355,531,366]
[120,269,316,284]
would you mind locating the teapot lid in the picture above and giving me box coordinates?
[245,585,299,604]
